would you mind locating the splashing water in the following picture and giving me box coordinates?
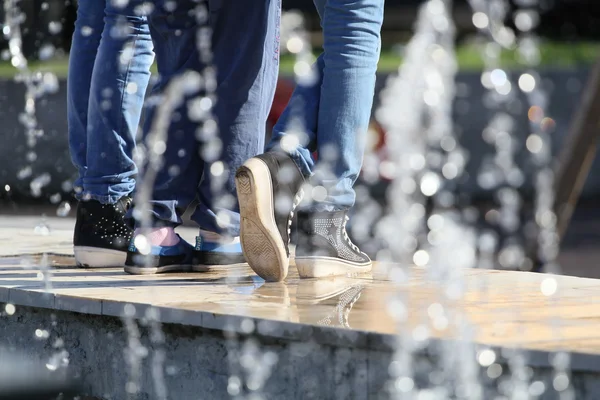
[0,0,575,397]
[468,1,536,398]
[511,0,573,397]
[278,10,316,168]
[3,0,60,198]
[126,2,220,397]
[375,1,482,398]
[222,12,317,399]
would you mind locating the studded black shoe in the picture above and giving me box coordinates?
[73,197,133,267]
[235,152,305,282]
[295,210,372,278]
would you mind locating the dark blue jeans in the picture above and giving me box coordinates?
[140,0,280,236]
[68,0,154,204]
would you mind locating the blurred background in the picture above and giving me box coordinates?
[1,0,599,197]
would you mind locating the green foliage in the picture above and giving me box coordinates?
[0,41,597,78]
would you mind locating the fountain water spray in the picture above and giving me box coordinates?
[223,11,317,399]
[3,0,60,198]
[1,0,67,377]
[467,1,534,398]
[375,0,482,398]
[511,0,573,397]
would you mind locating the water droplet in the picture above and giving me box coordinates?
[241,318,255,334]
[123,304,136,317]
[518,73,536,93]
[168,165,180,177]
[441,162,458,179]
[487,363,503,379]
[427,214,444,231]
[529,381,546,397]
[280,133,300,152]
[5,304,15,315]
[293,60,311,77]
[134,235,151,255]
[30,173,51,197]
[477,349,496,367]
[17,166,32,180]
[152,140,166,155]
[490,69,507,87]
[81,26,93,36]
[413,250,429,266]
[39,44,55,60]
[553,373,569,391]
[34,222,51,236]
[514,10,539,32]
[227,376,241,396]
[62,180,73,192]
[540,277,557,296]
[420,172,441,196]
[311,186,327,202]
[35,329,49,339]
[48,21,62,35]
[395,376,414,393]
[526,134,543,153]
[210,161,224,177]
[56,202,71,217]
[125,82,138,94]
[126,382,138,394]
[286,36,304,53]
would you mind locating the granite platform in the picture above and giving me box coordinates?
[1,215,600,399]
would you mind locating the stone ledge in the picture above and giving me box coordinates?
[2,254,600,376]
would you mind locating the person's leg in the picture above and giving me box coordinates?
[82,1,154,203]
[294,0,383,278]
[67,0,105,194]
[188,0,281,268]
[238,3,327,282]
[191,0,281,237]
[69,0,155,268]
[312,0,383,211]
[237,0,383,281]
[124,0,204,274]
[132,0,205,230]
[266,54,324,177]
[126,0,280,274]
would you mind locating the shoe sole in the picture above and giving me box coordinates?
[236,159,288,282]
[74,246,127,268]
[191,262,248,272]
[123,264,192,275]
[295,257,372,278]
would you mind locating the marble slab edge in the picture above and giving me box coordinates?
[2,286,600,374]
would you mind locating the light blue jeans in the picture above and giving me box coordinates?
[68,0,154,204]
[268,0,384,211]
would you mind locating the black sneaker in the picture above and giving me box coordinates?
[235,152,305,282]
[73,197,133,267]
[124,235,195,275]
[295,210,372,278]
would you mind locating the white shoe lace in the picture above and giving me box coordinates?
[342,216,360,253]
[286,188,305,246]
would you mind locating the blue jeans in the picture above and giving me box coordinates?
[267,0,384,211]
[68,0,154,204]
[140,0,280,236]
